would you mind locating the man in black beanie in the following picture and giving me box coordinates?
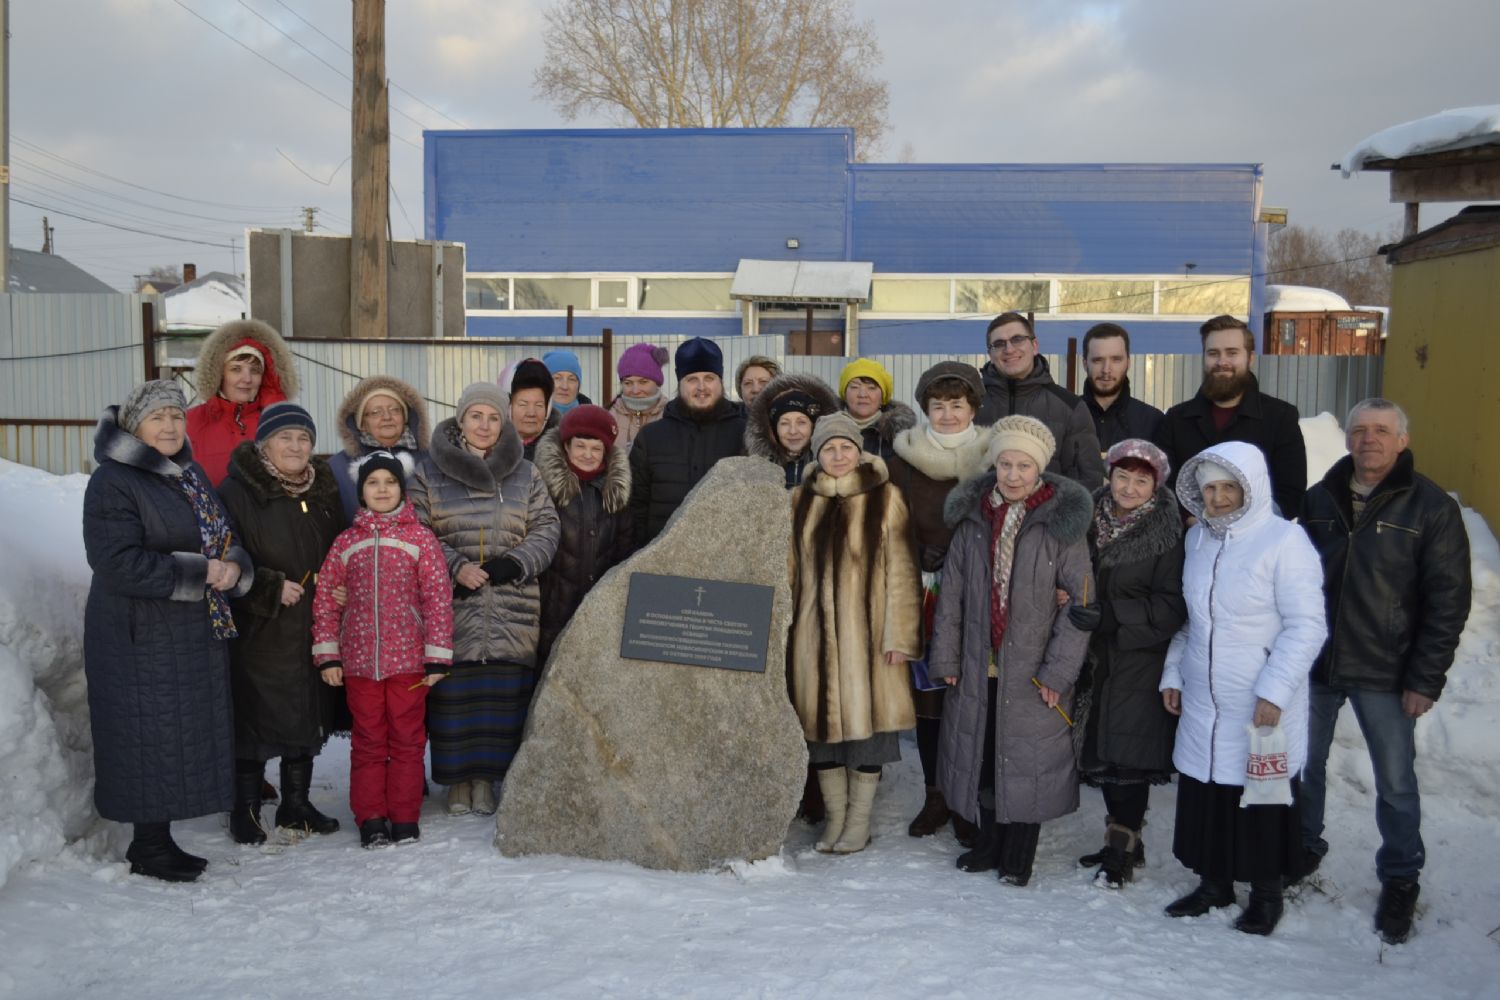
[627,337,746,547]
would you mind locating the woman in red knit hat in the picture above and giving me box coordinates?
[532,404,634,669]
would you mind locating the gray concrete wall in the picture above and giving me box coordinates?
[248,230,464,340]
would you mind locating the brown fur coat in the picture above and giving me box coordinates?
[788,456,922,744]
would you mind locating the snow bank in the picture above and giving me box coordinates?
[1341,105,1500,176]
[1267,284,1352,312]
[0,460,114,891]
[1301,410,1347,484]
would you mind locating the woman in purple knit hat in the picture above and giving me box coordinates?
[609,343,669,450]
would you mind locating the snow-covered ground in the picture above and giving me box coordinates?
[3,415,1499,999]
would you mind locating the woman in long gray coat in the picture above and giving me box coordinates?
[930,415,1095,887]
[408,382,560,817]
[83,380,254,882]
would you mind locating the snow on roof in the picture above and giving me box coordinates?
[161,270,246,331]
[1341,106,1500,176]
[1264,284,1351,312]
[730,259,874,303]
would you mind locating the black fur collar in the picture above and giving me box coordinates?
[429,415,526,491]
[943,470,1093,545]
[873,401,918,442]
[225,440,342,507]
[533,428,631,513]
[1089,485,1183,568]
[93,405,192,477]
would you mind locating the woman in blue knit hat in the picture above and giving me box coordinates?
[217,402,349,845]
[542,349,592,416]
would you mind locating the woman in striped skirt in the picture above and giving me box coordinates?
[407,382,560,816]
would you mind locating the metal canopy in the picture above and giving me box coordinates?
[730,259,873,304]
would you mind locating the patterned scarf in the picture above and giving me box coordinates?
[258,448,315,496]
[1093,493,1157,551]
[982,480,1055,650]
[357,426,417,453]
[176,465,238,639]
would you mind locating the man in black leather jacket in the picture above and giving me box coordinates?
[1298,398,1471,945]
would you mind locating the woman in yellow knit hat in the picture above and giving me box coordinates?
[839,358,916,462]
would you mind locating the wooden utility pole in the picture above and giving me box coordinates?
[351,0,389,339]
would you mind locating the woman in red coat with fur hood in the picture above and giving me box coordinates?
[186,319,299,485]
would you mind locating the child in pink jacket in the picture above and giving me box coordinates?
[312,452,453,848]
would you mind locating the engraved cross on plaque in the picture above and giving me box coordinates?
[694,586,707,607]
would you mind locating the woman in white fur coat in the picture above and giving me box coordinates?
[1160,441,1327,936]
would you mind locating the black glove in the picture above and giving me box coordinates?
[482,557,524,587]
[453,581,482,600]
[1067,604,1102,632]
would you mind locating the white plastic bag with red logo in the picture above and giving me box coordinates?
[1241,723,1294,807]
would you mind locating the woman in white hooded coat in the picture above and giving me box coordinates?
[1160,441,1327,936]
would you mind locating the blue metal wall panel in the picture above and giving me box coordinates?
[428,129,852,272]
[850,165,1259,275]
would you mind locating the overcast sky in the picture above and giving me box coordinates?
[10,0,1496,291]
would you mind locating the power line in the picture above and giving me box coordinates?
[12,136,297,213]
[13,157,289,229]
[266,0,467,128]
[11,197,243,249]
[168,0,422,151]
[235,0,436,135]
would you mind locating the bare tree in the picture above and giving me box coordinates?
[1267,224,1395,307]
[534,0,890,159]
[134,264,183,292]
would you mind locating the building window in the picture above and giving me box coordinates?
[638,277,734,311]
[1058,279,1154,314]
[466,277,510,310]
[955,279,1049,315]
[869,279,950,313]
[598,279,630,309]
[513,277,592,311]
[1158,278,1251,316]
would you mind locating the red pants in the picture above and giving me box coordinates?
[346,675,428,826]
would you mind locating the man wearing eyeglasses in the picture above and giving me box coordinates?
[975,312,1104,487]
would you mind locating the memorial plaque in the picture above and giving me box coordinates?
[621,572,774,672]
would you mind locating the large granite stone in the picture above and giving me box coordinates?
[494,458,807,871]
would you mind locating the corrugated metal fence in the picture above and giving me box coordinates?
[2,307,1383,475]
[0,293,151,475]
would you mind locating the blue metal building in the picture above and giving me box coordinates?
[426,128,1267,354]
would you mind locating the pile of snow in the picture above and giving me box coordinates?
[1301,411,1348,484]
[161,271,246,332]
[1267,284,1352,313]
[0,460,115,892]
[1341,105,1500,176]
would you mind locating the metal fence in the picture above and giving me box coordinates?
[2,306,1383,475]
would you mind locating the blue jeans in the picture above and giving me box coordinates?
[1301,680,1425,881]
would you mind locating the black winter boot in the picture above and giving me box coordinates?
[359,818,392,849]
[1095,822,1140,889]
[164,829,208,872]
[956,808,1002,872]
[274,757,340,835]
[1079,815,1147,868]
[998,822,1041,886]
[391,822,421,844]
[127,823,201,883]
[1234,878,1285,935]
[229,761,267,845]
[1165,877,1236,917]
[1375,877,1420,944]
[908,787,950,838]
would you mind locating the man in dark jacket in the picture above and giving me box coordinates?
[628,337,747,547]
[1298,398,1471,946]
[1082,323,1163,452]
[1154,314,1306,518]
[975,312,1104,487]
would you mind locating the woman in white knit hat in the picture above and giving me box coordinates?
[787,413,922,854]
[928,414,1096,887]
